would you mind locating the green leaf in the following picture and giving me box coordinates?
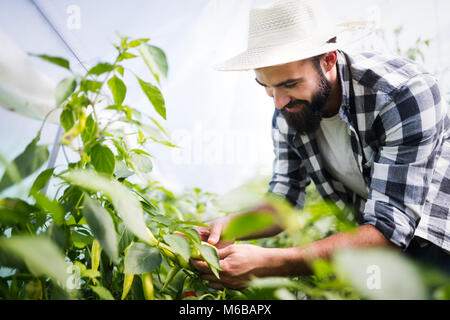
[29,167,55,196]
[130,153,153,173]
[333,248,427,300]
[89,144,115,176]
[434,284,450,300]
[55,78,77,106]
[90,285,115,300]
[115,65,125,77]
[163,234,191,262]
[128,38,149,48]
[83,196,119,264]
[152,214,171,226]
[0,137,49,192]
[138,44,168,84]
[60,109,75,131]
[82,269,101,280]
[179,221,212,229]
[107,75,127,105]
[118,52,137,61]
[71,229,93,249]
[311,259,335,279]
[32,54,70,70]
[247,277,299,290]
[87,62,115,76]
[65,170,149,243]
[147,136,179,148]
[80,79,103,93]
[0,236,69,286]
[195,242,221,270]
[31,192,65,226]
[222,212,275,241]
[59,185,83,214]
[129,148,152,157]
[124,242,162,274]
[81,114,98,146]
[149,116,171,139]
[0,198,39,225]
[114,160,133,179]
[138,129,145,144]
[136,77,166,119]
[177,228,201,244]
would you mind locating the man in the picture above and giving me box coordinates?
[190,0,450,290]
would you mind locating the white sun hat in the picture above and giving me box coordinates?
[212,0,373,71]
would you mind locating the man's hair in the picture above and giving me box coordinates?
[308,37,337,71]
[310,54,323,71]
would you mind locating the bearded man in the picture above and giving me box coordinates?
[191,0,450,290]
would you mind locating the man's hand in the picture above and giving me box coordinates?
[190,244,274,290]
[197,215,234,249]
[196,202,283,248]
[191,224,396,290]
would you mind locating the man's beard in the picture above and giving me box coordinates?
[280,68,331,135]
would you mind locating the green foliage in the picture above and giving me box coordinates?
[30,54,70,70]
[138,44,169,84]
[0,33,220,300]
[0,236,69,286]
[393,26,431,63]
[124,242,161,274]
[82,196,119,263]
[55,78,77,106]
[0,136,49,192]
[222,212,275,241]
[137,77,166,119]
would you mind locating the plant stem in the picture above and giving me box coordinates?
[90,50,123,123]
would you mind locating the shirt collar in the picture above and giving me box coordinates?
[336,50,351,111]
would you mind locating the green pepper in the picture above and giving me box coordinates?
[62,107,87,145]
[121,273,134,300]
[91,239,101,271]
[141,272,154,300]
[161,265,181,292]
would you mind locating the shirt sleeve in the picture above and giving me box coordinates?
[267,109,310,209]
[362,73,446,249]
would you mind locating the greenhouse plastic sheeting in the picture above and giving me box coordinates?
[0,0,449,198]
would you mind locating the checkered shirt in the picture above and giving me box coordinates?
[268,50,450,251]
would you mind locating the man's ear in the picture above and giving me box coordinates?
[323,51,338,72]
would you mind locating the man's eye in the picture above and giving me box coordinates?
[285,83,297,89]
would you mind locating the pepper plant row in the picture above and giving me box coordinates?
[0,34,222,300]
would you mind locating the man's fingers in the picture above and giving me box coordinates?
[207,223,222,245]
[200,274,219,282]
[208,282,224,290]
[217,245,234,259]
[197,227,211,242]
[189,259,211,273]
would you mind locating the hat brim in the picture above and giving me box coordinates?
[211,22,374,71]
[212,41,339,71]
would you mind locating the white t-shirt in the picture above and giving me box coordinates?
[316,113,369,199]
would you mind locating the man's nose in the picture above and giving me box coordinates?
[273,89,291,110]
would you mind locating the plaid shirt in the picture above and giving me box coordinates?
[268,50,450,252]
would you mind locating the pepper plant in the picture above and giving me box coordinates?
[0,33,222,300]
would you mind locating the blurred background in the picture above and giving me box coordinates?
[0,0,449,199]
